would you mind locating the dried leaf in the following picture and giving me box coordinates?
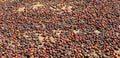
[32,3,44,9]
[50,37,55,43]
[38,35,44,43]
[73,30,79,34]
[94,30,101,35]
[17,7,25,12]
[67,6,73,12]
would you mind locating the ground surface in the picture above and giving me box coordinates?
[0,0,120,58]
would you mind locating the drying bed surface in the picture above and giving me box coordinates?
[0,0,120,58]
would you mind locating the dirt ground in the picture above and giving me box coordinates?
[0,0,120,58]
